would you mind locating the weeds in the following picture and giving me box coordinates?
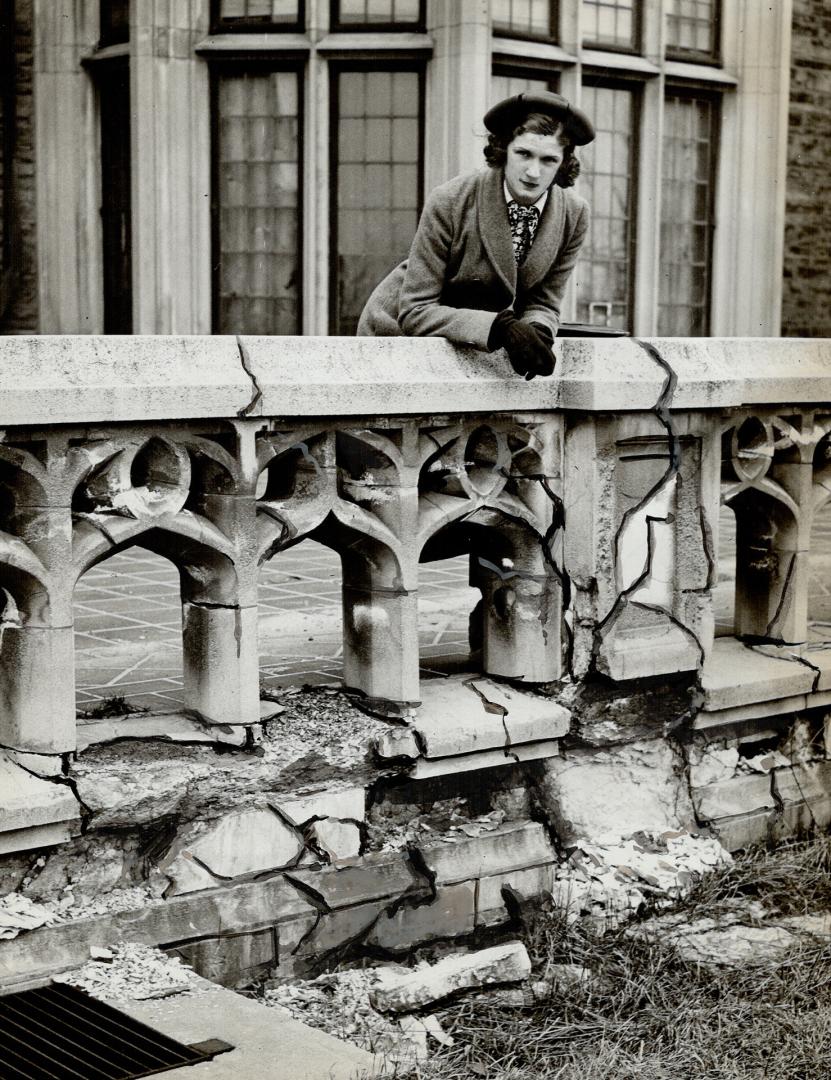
[387,838,831,1080]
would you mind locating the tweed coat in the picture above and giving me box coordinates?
[357,164,590,349]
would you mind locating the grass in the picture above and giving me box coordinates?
[387,837,831,1080]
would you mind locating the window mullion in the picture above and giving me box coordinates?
[632,74,663,335]
[304,49,328,333]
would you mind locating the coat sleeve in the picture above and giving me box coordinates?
[518,200,590,338]
[397,187,498,350]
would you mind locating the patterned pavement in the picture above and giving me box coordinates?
[74,505,831,712]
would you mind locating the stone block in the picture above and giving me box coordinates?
[342,585,420,705]
[307,820,362,863]
[0,753,80,851]
[406,675,570,759]
[374,726,421,760]
[365,883,476,953]
[692,773,776,822]
[422,822,556,886]
[476,864,555,928]
[285,851,428,911]
[296,901,389,958]
[182,603,261,726]
[407,739,560,779]
[274,787,366,826]
[775,762,831,812]
[0,625,75,753]
[169,927,276,988]
[370,941,532,1012]
[687,746,740,787]
[540,740,696,844]
[4,750,65,778]
[701,638,815,711]
[161,809,304,895]
[596,615,702,681]
[0,822,76,856]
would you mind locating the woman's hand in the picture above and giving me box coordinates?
[488,311,555,380]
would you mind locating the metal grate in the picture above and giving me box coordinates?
[0,982,231,1079]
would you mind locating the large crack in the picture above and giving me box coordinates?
[235,337,263,418]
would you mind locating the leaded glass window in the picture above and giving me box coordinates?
[332,67,423,335]
[492,0,556,40]
[666,0,719,60]
[658,94,717,335]
[581,0,638,49]
[332,0,424,29]
[491,68,557,104]
[213,0,302,30]
[213,67,302,334]
[575,84,636,331]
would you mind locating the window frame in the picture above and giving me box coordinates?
[0,0,16,318]
[665,0,721,66]
[327,57,425,335]
[329,0,426,33]
[657,83,720,335]
[575,73,642,333]
[98,0,130,47]
[209,0,307,34]
[491,61,561,93]
[491,1,559,44]
[209,57,306,335]
[580,0,642,56]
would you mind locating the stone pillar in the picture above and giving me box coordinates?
[424,0,491,191]
[33,0,102,332]
[131,0,211,333]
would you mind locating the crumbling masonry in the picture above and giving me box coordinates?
[1,335,830,989]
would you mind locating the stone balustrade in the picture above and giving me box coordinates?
[0,335,829,758]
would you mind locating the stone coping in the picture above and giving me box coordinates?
[0,336,828,425]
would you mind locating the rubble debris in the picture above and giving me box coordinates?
[0,893,57,938]
[54,942,206,1000]
[90,945,114,962]
[370,942,532,1013]
[548,830,731,925]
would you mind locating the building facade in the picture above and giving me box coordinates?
[0,0,825,339]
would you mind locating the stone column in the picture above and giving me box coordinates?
[131,0,211,333]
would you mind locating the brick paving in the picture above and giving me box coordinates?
[74,503,831,712]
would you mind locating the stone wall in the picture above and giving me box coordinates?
[0,0,37,333]
[781,0,831,338]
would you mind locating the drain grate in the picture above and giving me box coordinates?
[0,982,232,1078]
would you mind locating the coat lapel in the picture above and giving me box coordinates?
[477,168,517,297]
[519,185,566,292]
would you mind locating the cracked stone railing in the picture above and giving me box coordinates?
[0,335,828,755]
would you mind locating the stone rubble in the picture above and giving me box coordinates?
[548,829,732,925]
[0,893,57,938]
[54,942,207,1000]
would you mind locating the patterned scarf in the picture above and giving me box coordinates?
[507,201,541,266]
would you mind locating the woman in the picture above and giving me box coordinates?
[357,91,594,379]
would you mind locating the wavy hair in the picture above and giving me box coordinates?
[483,112,581,188]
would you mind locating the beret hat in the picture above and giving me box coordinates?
[483,91,595,146]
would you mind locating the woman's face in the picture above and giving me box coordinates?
[504,131,566,206]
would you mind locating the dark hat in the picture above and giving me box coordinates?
[483,91,595,146]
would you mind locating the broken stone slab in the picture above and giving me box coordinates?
[76,713,252,753]
[285,850,429,912]
[4,750,65,778]
[0,874,315,988]
[692,772,776,822]
[407,739,561,780]
[0,752,81,854]
[160,809,304,896]
[701,638,816,712]
[538,739,696,845]
[375,675,570,760]
[306,820,362,863]
[370,942,532,1012]
[273,787,366,827]
[475,864,555,928]
[0,894,58,939]
[422,821,556,886]
[365,883,476,953]
[687,745,740,787]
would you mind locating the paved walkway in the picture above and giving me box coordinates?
[74,506,831,712]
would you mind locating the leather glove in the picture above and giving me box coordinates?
[488,311,555,380]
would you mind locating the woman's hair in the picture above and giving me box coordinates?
[484,111,581,188]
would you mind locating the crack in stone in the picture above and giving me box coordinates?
[742,641,822,692]
[764,552,797,640]
[235,337,263,418]
[461,678,522,765]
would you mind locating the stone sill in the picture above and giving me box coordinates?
[1,336,828,426]
[0,754,81,856]
[697,636,831,729]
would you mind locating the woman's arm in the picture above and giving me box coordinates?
[519,200,590,338]
[397,187,498,350]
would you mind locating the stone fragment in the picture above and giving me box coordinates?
[687,745,739,787]
[0,894,57,939]
[407,739,560,779]
[307,820,362,863]
[692,773,775,822]
[76,713,250,753]
[274,787,366,826]
[162,809,303,895]
[5,750,65,778]
[374,726,421,760]
[397,1016,430,1062]
[539,740,695,844]
[90,946,115,963]
[370,942,532,1012]
[0,752,80,854]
